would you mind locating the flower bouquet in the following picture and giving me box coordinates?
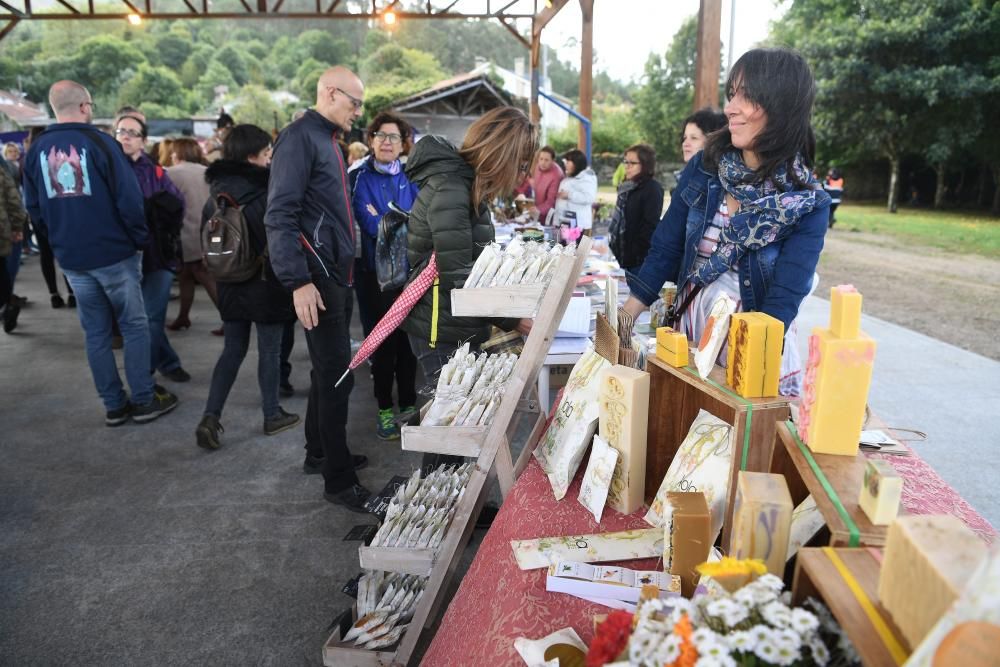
[585,572,860,667]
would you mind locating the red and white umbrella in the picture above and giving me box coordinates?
[335,253,438,387]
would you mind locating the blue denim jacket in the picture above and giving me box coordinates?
[629,152,829,330]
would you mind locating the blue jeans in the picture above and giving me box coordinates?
[6,240,21,287]
[63,254,154,410]
[142,269,182,374]
[204,320,284,421]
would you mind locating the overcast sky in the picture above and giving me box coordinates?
[542,0,792,83]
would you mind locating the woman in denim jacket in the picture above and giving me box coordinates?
[623,48,830,396]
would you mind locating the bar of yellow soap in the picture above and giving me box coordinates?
[799,285,876,457]
[663,491,712,598]
[830,284,862,338]
[656,327,689,367]
[726,312,784,398]
[799,327,876,455]
[730,471,793,576]
[878,515,987,648]
[858,459,902,525]
[598,365,650,515]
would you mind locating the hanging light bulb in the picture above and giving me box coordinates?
[127,13,142,25]
[383,10,397,26]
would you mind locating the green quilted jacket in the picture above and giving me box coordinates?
[0,165,26,258]
[401,136,515,346]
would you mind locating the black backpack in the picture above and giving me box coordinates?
[375,201,410,291]
[202,192,263,282]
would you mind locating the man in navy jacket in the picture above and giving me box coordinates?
[265,66,370,511]
[24,80,178,426]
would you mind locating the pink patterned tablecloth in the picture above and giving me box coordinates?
[421,450,995,666]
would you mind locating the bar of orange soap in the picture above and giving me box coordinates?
[598,365,650,515]
[798,285,876,456]
[726,312,784,398]
[878,515,987,648]
[655,327,689,367]
[729,471,793,576]
[663,492,712,598]
[858,459,902,525]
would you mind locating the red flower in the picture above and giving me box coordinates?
[586,610,634,666]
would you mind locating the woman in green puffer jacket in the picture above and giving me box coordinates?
[402,106,537,375]
[0,165,27,332]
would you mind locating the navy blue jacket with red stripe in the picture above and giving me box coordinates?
[265,109,356,290]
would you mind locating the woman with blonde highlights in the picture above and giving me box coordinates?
[402,106,535,470]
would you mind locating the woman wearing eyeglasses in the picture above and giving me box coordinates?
[114,114,190,385]
[608,143,664,274]
[349,111,420,441]
[623,48,830,397]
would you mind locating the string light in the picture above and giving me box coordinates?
[126,13,142,25]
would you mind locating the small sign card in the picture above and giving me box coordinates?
[363,474,410,520]
[546,560,681,605]
[343,524,379,544]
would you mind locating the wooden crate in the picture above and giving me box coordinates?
[450,284,545,318]
[323,606,399,667]
[644,354,791,551]
[770,421,888,547]
[793,547,911,666]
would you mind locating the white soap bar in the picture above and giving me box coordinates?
[878,515,987,648]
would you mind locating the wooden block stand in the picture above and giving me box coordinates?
[793,547,911,666]
[644,355,791,551]
[324,238,592,666]
[770,421,888,547]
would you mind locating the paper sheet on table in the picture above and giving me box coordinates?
[510,528,664,570]
[548,337,591,355]
[859,429,909,455]
[556,296,592,338]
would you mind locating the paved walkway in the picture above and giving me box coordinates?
[0,264,424,665]
[796,296,1000,528]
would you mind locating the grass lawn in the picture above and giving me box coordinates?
[835,204,1000,259]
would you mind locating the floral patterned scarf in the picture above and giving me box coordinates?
[691,151,829,286]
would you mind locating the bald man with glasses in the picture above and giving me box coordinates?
[265,66,371,512]
[23,80,179,426]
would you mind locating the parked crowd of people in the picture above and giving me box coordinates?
[4,45,839,513]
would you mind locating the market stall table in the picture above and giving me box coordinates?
[421,434,995,665]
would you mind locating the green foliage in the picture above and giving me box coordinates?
[75,35,147,94]
[155,32,192,70]
[298,29,351,65]
[230,84,287,133]
[773,0,1000,211]
[118,63,186,113]
[359,43,445,89]
[632,15,699,163]
[195,61,238,109]
[293,58,326,103]
[214,45,249,86]
[547,103,641,155]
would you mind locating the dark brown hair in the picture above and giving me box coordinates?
[704,47,816,186]
[366,111,414,155]
[460,107,538,205]
[625,143,656,180]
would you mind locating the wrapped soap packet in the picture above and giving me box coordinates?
[578,434,620,522]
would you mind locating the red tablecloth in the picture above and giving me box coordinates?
[421,450,995,666]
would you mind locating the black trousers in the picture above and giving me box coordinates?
[36,229,73,297]
[359,270,417,411]
[0,254,10,307]
[303,279,359,494]
[280,319,295,386]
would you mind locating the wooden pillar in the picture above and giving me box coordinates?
[578,0,594,151]
[693,0,722,111]
[530,33,541,126]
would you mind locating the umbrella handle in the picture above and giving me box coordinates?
[334,368,351,388]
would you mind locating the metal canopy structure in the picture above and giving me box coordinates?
[0,0,542,43]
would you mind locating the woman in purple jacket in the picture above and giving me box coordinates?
[349,111,420,440]
[114,114,190,384]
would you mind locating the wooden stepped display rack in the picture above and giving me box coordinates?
[793,547,911,666]
[324,237,592,666]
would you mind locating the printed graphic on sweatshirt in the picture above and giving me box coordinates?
[40,144,92,198]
